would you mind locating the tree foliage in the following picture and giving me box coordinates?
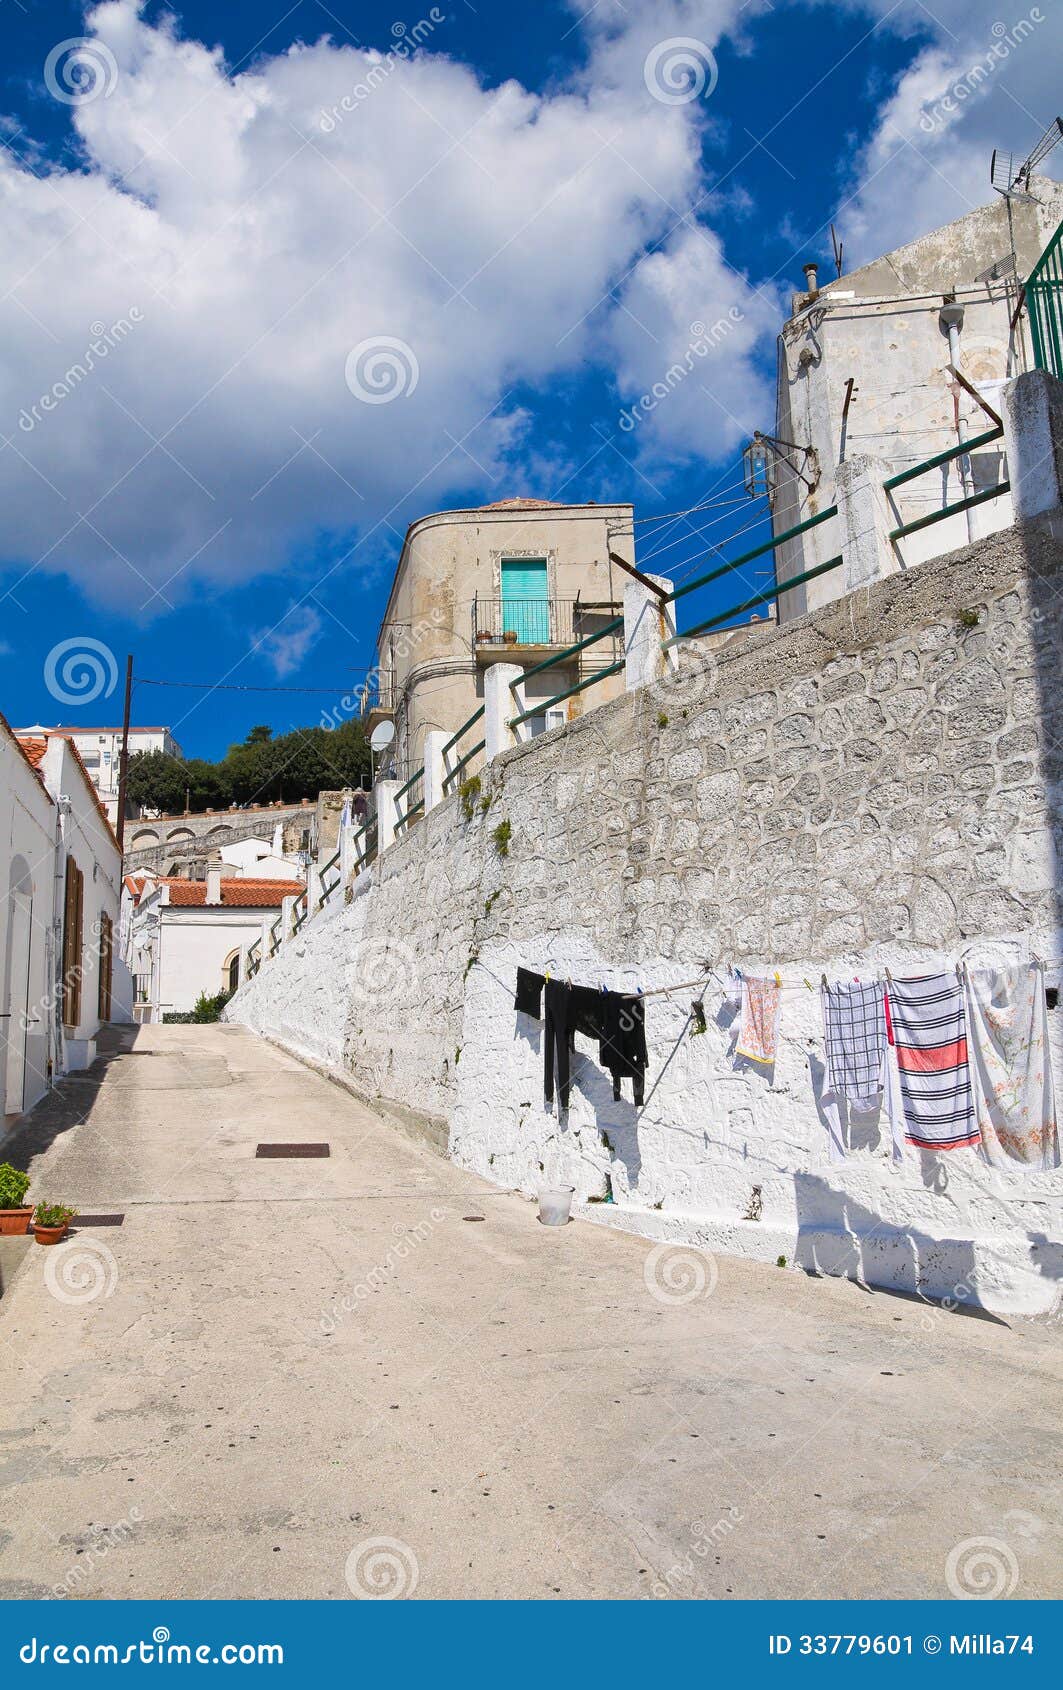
[127,719,370,814]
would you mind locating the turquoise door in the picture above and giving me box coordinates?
[501,559,549,643]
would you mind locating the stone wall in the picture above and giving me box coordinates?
[228,518,1063,1315]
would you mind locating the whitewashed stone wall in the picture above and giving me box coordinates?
[230,520,1063,1315]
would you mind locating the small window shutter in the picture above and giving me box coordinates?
[97,912,113,1021]
[62,858,78,1027]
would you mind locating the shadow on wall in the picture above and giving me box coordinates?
[793,1170,1063,1320]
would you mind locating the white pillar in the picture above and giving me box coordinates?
[260,916,273,963]
[623,572,675,692]
[836,454,897,588]
[1002,367,1063,521]
[423,729,449,812]
[339,820,360,887]
[280,893,299,943]
[306,864,325,917]
[374,778,401,853]
[484,663,525,761]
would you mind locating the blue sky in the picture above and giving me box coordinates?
[1,0,1058,758]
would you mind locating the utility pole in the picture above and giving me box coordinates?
[115,654,133,852]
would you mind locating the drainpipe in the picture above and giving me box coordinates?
[940,297,977,542]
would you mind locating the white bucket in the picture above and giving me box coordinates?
[538,1185,575,1226]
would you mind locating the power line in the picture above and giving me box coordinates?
[136,677,369,694]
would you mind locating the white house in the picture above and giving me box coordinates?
[1,716,123,1127]
[15,723,183,828]
[124,866,305,1021]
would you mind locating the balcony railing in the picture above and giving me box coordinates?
[473,597,610,650]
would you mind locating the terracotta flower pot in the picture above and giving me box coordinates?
[33,1223,69,1246]
[0,1207,33,1236]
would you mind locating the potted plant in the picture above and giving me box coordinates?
[0,1164,32,1235]
[32,1203,78,1246]
[503,628,518,645]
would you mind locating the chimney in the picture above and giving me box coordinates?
[205,865,222,905]
[802,261,819,296]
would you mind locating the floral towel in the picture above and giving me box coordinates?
[963,963,1059,1170]
[736,976,782,1067]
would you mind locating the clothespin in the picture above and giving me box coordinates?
[820,972,828,989]
[884,966,893,983]
[803,978,814,992]
[773,970,782,987]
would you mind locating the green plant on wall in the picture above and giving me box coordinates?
[491,819,512,857]
[459,775,482,821]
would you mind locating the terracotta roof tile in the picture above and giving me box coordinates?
[479,496,562,510]
[158,877,305,909]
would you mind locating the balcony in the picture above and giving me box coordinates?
[471,596,620,659]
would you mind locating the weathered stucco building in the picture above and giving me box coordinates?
[366,497,635,784]
[769,176,1063,617]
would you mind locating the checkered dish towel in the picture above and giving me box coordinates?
[886,972,979,1152]
[821,980,886,1110]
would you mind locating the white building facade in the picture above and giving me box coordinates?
[125,865,305,1021]
[768,177,1063,617]
[1,717,124,1126]
[15,724,183,828]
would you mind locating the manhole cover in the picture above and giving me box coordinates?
[255,1143,330,1158]
[73,1214,125,1227]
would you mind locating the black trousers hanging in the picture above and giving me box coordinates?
[544,978,573,1110]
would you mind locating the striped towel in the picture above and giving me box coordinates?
[887,973,979,1151]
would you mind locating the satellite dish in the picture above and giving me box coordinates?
[370,721,395,752]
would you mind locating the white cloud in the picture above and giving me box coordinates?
[0,0,775,606]
[834,1,1063,260]
[253,604,323,677]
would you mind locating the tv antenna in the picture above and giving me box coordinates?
[991,117,1063,201]
[830,223,844,279]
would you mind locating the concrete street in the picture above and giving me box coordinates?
[0,1023,1060,1601]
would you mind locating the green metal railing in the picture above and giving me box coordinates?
[889,480,1011,541]
[664,555,845,645]
[394,766,425,830]
[317,848,341,909]
[882,426,1003,491]
[267,915,282,959]
[442,705,486,794]
[882,424,1010,541]
[246,938,261,978]
[291,889,309,932]
[507,616,624,729]
[661,505,839,643]
[1027,214,1063,381]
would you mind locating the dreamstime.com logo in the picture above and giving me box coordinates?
[52,1510,141,1600]
[945,1536,1020,1599]
[320,1211,445,1333]
[318,11,447,131]
[918,12,1045,134]
[348,937,417,1004]
[644,37,718,105]
[18,310,144,433]
[44,36,119,105]
[19,1628,283,1664]
[619,313,743,433]
[44,1238,119,1306]
[44,637,119,707]
[345,336,419,403]
[345,1536,420,1598]
[643,1240,719,1305]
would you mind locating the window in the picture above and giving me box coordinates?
[501,559,549,643]
[226,951,241,994]
[62,857,84,1028]
[97,912,113,1021]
